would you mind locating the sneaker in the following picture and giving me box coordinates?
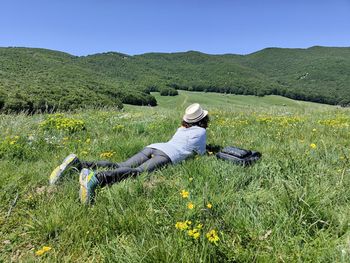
[49,154,79,185]
[79,168,99,205]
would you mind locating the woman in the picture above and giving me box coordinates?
[49,103,209,205]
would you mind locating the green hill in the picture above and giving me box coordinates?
[0,46,349,112]
[0,48,156,113]
[237,46,350,104]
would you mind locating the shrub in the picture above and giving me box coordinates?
[160,87,178,96]
[39,114,86,133]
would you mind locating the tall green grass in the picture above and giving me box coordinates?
[1,91,350,262]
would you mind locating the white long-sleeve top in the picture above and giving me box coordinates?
[147,126,206,164]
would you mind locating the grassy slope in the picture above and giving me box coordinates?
[151,91,330,110]
[1,91,350,262]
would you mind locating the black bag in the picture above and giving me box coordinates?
[221,146,252,158]
[216,146,261,166]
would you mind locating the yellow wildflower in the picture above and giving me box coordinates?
[206,229,220,244]
[175,220,192,230]
[35,250,45,256]
[207,203,212,209]
[86,138,91,143]
[180,190,189,198]
[310,143,317,149]
[100,152,114,158]
[35,246,51,256]
[42,246,52,252]
[312,128,317,132]
[187,202,194,210]
[189,177,193,182]
[188,228,200,239]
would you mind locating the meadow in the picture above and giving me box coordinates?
[1,91,350,262]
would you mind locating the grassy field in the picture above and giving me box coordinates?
[1,91,350,262]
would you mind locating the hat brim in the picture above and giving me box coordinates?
[183,110,208,123]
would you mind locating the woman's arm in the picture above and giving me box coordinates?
[190,130,206,155]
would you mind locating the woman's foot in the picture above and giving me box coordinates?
[49,154,80,185]
[79,168,99,205]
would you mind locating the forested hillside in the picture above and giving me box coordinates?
[237,46,350,105]
[0,48,156,113]
[0,46,349,112]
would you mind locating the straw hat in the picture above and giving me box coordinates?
[183,103,208,123]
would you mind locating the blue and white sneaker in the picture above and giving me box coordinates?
[49,154,79,185]
[79,168,99,205]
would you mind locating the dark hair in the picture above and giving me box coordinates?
[182,115,209,129]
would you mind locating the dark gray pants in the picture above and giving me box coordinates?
[81,147,171,187]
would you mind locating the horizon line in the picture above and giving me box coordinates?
[1,45,350,57]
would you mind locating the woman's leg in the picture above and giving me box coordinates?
[137,149,171,173]
[95,148,171,187]
[80,160,119,170]
[80,147,154,170]
[117,147,154,168]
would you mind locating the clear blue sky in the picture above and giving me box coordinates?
[0,0,349,56]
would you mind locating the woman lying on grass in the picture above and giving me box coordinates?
[49,103,209,205]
